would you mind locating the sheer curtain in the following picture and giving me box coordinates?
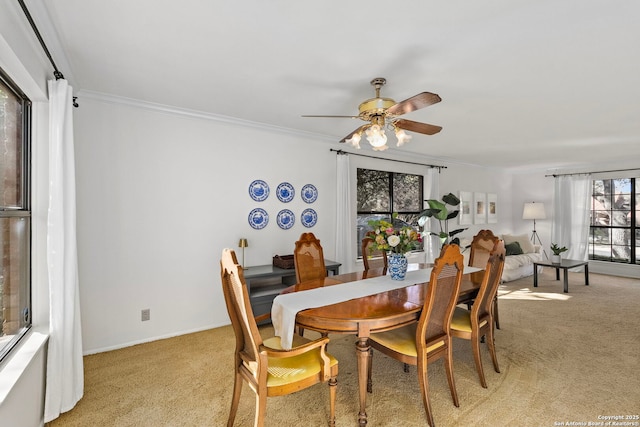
[551,174,591,263]
[423,168,440,263]
[335,153,354,272]
[44,79,84,422]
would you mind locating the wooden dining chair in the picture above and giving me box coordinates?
[466,229,502,329]
[362,236,388,273]
[450,240,506,388]
[294,232,327,283]
[367,244,464,427]
[220,249,338,427]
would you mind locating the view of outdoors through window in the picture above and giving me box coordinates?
[589,178,639,263]
[356,168,423,257]
[0,70,32,362]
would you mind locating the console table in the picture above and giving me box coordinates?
[243,260,341,321]
[533,259,589,293]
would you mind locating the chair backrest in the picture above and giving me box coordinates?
[362,237,388,272]
[472,240,506,321]
[220,248,262,366]
[294,232,327,283]
[469,229,500,268]
[416,244,464,348]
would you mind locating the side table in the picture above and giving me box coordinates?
[533,259,589,293]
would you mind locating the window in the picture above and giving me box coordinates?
[0,68,31,362]
[589,178,639,264]
[356,168,424,257]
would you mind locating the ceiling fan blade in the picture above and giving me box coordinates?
[339,124,371,143]
[386,92,441,116]
[394,119,442,135]
[302,115,360,119]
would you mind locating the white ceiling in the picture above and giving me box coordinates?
[28,0,640,171]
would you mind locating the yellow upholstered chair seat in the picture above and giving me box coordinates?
[450,307,488,333]
[369,324,445,358]
[261,337,339,388]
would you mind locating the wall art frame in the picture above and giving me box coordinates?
[474,192,486,224]
[487,193,497,223]
[459,191,473,225]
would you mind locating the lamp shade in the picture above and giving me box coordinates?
[238,238,249,248]
[522,202,546,220]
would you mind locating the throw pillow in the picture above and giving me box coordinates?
[505,241,524,256]
[502,234,535,254]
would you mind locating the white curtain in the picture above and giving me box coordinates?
[552,174,592,264]
[423,168,440,263]
[44,79,84,422]
[335,153,354,272]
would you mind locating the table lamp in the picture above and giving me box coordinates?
[238,238,249,268]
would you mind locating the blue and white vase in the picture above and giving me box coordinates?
[388,253,408,281]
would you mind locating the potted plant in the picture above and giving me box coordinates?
[550,243,568,264]
[418,193,467,245]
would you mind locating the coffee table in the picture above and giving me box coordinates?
[533,259,589,293]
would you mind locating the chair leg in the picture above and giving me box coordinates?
[254,391,267,427]
[417,358,436,427]
[228,373,243,427]
[472,333,488,388]
[486,322,501,374]
[444,342,459,407]
[493,295,501,330]
[328,375,337,427]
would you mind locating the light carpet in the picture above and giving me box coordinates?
[46,270,640,426]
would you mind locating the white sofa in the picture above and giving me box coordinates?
[501,234,543,282]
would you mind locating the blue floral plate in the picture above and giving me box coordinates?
[301,184,318,203]
[249,180,269,202]
[276,182,295,203]
[277,209,295,230]
[248,208,269,229]
[301,208,317,228]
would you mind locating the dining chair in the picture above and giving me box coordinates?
[367,244,464,427]
[450,240,505,388]
[220,248,338,427]
[294,232,327,283]
[361,236,388,273]
[466,229,502,329]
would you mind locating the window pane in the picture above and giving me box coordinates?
[0,216,30,358]
[0,79,24,208]
[357,169,389,212]
[393,173,422,212]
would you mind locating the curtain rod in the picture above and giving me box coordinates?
[545,167,640,177]
[17,0,64,80]
[330,149,447,170]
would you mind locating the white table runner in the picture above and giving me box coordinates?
[272,266,481,349]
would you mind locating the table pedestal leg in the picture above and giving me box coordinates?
[585,264,589,286]
[356,336,369,426]
[563,268,569,293]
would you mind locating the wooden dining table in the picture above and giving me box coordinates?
[279,264,485,426]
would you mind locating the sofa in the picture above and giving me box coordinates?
[500,233,543,282]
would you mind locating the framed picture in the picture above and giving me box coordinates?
[474,192,486,224]
[487,193,497,223]
[459,191,473,225]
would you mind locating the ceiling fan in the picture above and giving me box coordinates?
[303,77,442,151]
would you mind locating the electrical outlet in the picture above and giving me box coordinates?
[141,309,150,321]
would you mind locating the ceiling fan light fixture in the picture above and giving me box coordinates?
[345,132,362,149]
[365,124,388,150]
[395,128,412,147]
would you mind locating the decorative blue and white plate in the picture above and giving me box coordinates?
[248,208,269,229]
[301,208,317,228]
[276,209,295,230]
[276,182,295,203]
[301,184,318,204]
[248,180,269,202]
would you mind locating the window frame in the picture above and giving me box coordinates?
[589,177,638,264]
[356,167,424,258]
[0,67,32,363]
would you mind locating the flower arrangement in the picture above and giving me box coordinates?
[367,214,422,255]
